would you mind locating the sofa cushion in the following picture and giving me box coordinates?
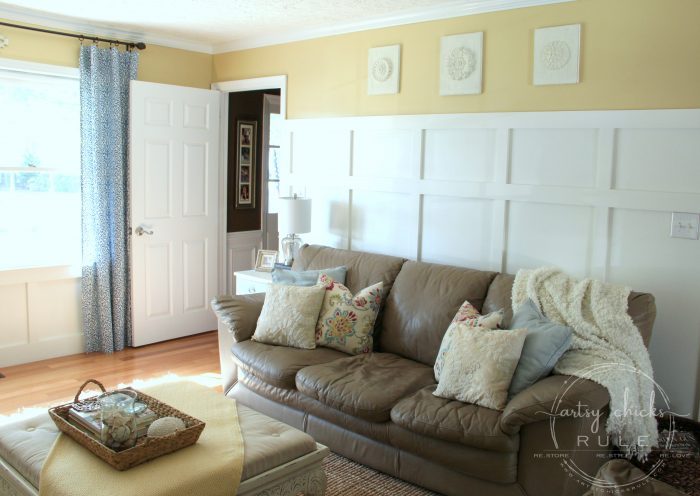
[380,261,498,365]
[295,353,435,422]
[231,340,349,389]
[391,385,518,453]
[293,244,405,296]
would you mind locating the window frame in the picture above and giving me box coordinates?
[0,57,80,282]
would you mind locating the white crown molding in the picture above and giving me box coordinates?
[0,0,574,56]
[0,5,214,53]
[212,0,575,54]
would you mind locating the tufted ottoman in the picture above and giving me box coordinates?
[0,404,328,496]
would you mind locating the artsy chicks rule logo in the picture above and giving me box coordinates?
[534,363,690,492]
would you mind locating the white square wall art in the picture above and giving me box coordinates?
[368,45,401,95]
[533,24,581,85]
[440,32,483,96]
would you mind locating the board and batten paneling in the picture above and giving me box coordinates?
[0,268,83,367]
[286,109,700,420]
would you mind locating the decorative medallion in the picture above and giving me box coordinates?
[541,40,571,70]
[440,32,483,96]
[367,45,401,95]
[533,24,581,85]
[371,57,393,82]
[447,46,477,81]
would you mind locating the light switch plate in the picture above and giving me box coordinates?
[670,212,699,240]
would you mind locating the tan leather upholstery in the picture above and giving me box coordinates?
[583,459,687,496]
[211,293,265,342]
[501,374,610,435]
[0,404,316,487]
[231,340,349,389]
[212,245,658,496]
[391,385,518,452]
[380,261,497,365]
[293,244,406,296]
[296,353,435,422]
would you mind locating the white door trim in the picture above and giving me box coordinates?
[211,75,287,294]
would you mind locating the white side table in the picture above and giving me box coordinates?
[234,269,272,295]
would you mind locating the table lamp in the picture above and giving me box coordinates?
[278,195,312,266]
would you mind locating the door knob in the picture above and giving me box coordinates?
[135,225,154,236]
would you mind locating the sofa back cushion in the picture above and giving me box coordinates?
[293,245,405,296]
[481,273,657,347]
[380,261,497,365]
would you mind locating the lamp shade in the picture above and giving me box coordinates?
[278,197,312,235]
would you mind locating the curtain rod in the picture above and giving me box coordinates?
[0,20,146,50]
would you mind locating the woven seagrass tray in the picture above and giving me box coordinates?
[48,379,205,471]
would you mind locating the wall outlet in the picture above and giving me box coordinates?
[670,212,699,240]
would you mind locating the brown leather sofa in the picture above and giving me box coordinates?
[213,245,657,496]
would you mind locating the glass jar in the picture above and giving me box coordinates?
[98,390,138,450]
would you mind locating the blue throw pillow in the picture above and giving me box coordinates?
[508,298,573,397]
[272,266,347,286]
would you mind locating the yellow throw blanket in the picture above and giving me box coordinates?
[39,381,244,496]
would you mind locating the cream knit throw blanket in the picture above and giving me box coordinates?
[39,381,244,496]
[512,267,658,460]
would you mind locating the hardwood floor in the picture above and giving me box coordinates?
[0,331,221,416]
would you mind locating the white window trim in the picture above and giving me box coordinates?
[0,57,81,282]
[0,57,79,79]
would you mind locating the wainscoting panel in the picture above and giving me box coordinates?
[424,128,496,182]
[614,128,700,193]
[509,128,598,188]
[505,201,593,279]
[0,284,28,347]
[351,190,419,259]
[226,230,263,294]
[421,195,494,270]
[284,109,700,419]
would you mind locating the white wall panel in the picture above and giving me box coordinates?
[422,196,494,270]
[0,284,28,348]
[351,190,418,259]
[227,231,262,294]
[304,187,350,249]
[183,239,207,312]
[614,129,700,193]
[353,129,420,179]
[505,202,593,279]
[146,243,172,318]
[510,128,598,187]
[608,208,700,421]
[291,129,350,177]
[424,129,495,182]
[27,279,81,342]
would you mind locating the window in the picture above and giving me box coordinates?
[0,61,80,270]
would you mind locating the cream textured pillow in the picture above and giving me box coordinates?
[434,300,504,381]
[315,274,384,355]
[252,283,326,349]
[433,325,527,410]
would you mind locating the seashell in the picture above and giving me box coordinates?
[147,416,186,437]
[111,425,132,443]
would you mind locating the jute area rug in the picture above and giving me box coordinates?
[323,453,440,496]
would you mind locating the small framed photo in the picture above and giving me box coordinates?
[236,120,257,209]
[255,250,278,272]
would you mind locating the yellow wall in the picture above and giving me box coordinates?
[0,20,212,89]
[213,0,700,118]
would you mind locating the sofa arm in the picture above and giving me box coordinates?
[500,375,609,435]
[211,293,265,393]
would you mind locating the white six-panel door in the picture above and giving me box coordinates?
[130,81,220,346]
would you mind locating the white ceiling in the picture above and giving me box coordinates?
[0,0,573,54]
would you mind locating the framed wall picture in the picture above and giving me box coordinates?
[236,120,257,208]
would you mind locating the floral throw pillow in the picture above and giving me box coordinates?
[315,274,384,355]
[434,300,504,381]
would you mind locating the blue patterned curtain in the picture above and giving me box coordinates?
[80,45,138,353]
